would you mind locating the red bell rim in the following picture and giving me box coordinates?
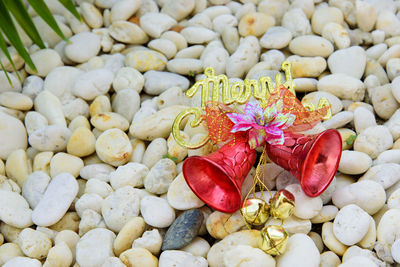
[182,156,243,213]
[300,129,342,197]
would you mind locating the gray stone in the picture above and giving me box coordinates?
[161,209,204,251]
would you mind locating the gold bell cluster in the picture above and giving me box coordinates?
[240,189,295,256]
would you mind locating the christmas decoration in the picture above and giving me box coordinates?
[172,61,342,256]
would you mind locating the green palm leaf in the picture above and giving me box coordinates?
[0,1,36,71]
[0,0,80,82]
[0,59,11,84]
[4,0,46,49]
[59,0,81,21]
[27,0,69,42]
[0,33,18,74]
[0,30,20,85]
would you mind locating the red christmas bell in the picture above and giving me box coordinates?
[265,129,342,197]
[182,137,256,213]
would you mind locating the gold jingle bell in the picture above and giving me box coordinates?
[240,198,270,226]
[269,189,295,220]
[259,225,289,256]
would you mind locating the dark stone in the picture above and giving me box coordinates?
[161,209,204,251]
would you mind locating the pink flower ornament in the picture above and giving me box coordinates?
[227,100,296,149]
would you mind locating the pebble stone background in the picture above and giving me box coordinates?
[1,0,400,266]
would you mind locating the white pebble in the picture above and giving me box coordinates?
[85,178,113,198]
[76,228,116,267]
[148,39,177,59]
[95,129,132,167]
[110,0,140,23]
[353,107,376,134]
[327,46,366,79]
[72,69,114,101]
[310,205,339,224]
[32,173,78,227]
[333,204,371,246]
[289,35,334,58]
[167,172,204,210]
[16,228,52,259]
[311,6,344,35]
[376,11,400,37]
[160,31,187,51]
[80,163,115,182]
[371,84,399,120]
[144,158,176,194]
[360,163,400,189]
[25,49,63,77]
[166,58,203,75]
[181,237,210,258]
[159,250,207,267]
[318,74,365,101]
[366,43,387,60]
[338,151,372,175]
[142,138,167,169]
[109,21,149,44]
[124,49,167,72]
[65,32,101,63]
[0,190,33,228]
[22,171,51,209]
[22,75,43,99]
[140,196,175,228]
[322,111,353,129]
[322,22,350,50]
[129,105,188,141]
[160,0,195,21]
[143,71,189,95]
[101,186,140,232]
[224,245,275,267]
[322,222,348,256]
[50,152,83,178]
[0,92,33,111]
[375,149,400,165]
[391,76,400,103]
[301,92,343,115]
[391,238,400,263]
[3,257,41,267]
[260,26,292,49]
[0,112,27,160]
[285,184,323,219]
[75,193,103,217]
[34,90,66,127]
[353,126,393,159]
[81,2,103,28]
[340,256,379,267]
[282,8,311,37]
[28,125,71,152]
[213,14,237,34]
[377,208,400,246]
[276,234,320,267]
[140,12,177,38]
[332,180,386,215]
[112,67,143,93]
[226,36,260,78]
[132,229,162,255]
[110,162,148,190]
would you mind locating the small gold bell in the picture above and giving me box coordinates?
[269,189,295,220]
[259,225,289,256]
[240,198,270,226]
